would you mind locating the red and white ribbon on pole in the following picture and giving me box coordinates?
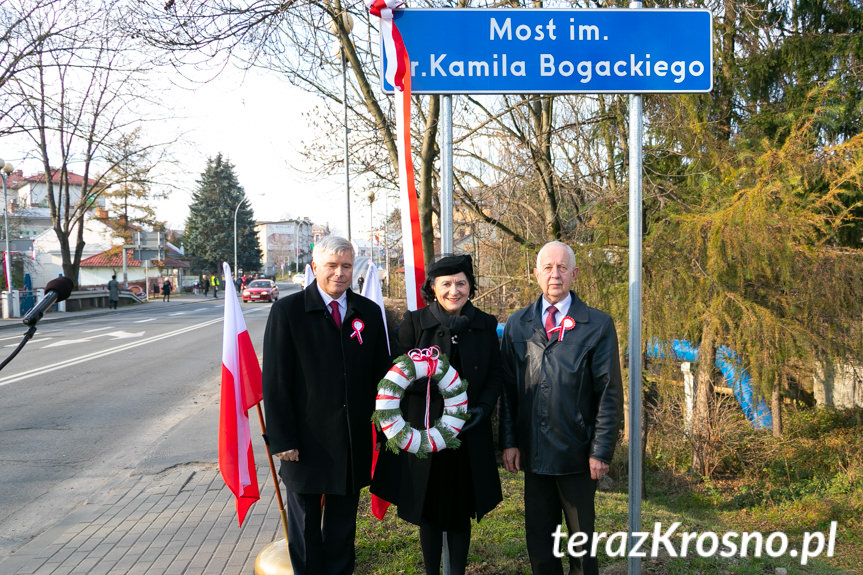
[367,0,426,311]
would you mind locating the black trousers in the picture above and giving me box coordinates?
[284,489,360,575]
[524,471,598,575]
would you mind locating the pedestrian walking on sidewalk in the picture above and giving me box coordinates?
[161,279,173,302]
[107,275,120,309]
[210,273,220,298]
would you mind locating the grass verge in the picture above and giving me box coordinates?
[354,408,862,573]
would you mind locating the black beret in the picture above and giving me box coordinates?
[426,254,474,279]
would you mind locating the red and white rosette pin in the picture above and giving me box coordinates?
[350,319,365,344]
[548,315,576,342]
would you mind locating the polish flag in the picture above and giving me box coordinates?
[219,261,263,526]
[360,262,392,520]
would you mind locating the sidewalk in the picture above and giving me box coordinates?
[0,291,289,574]
[0,461,284,575]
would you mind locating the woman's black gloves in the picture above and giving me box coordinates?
[460,405,487,433]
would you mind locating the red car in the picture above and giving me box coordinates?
[242,279,279,302]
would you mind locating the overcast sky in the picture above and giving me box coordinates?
[5,63,389,241]
[150,66,360,238]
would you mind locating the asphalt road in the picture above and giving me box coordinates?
[0,284,296,560]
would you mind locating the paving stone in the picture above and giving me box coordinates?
[0,461,282,575]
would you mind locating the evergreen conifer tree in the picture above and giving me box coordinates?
[184,154,262,275]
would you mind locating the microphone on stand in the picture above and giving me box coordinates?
[22,277,75,328]
[0,277,75,372]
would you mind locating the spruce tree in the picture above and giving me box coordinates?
[184,154,262,275]
[104,128,166,242]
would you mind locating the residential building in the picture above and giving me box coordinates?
[79,243,190,296]
[29,217,118,288]
[255,218,316,277]
[9,169,105,208]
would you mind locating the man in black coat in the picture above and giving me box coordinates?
[500,241,623,575]
[262,235,390,575]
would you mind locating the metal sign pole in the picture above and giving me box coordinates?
[440,93,454,575]
[441,95,454,256]
[627,3,644,573]
[343,51,352,241]
[122,246,129,288]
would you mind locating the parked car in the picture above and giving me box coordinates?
[242,279,279,302]
[181,277,199,293]
[291,273,306,287]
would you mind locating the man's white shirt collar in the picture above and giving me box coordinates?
[317,284,347,315]
[541,293,572,327]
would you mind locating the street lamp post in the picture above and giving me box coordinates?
[384,191,390,297]
[0,159,14,292]
[329,12,354,240]
[367,191,375,266]
[233,196,244,276]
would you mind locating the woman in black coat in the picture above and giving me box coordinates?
[371,255,503,575]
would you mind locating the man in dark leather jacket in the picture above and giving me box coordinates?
[500,241,623,575]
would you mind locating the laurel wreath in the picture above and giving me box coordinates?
[372,348,470,458]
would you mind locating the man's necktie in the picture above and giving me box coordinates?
[545,306,557,340]
[329,301,342,328]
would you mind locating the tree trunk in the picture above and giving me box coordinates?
[336,3,398,172]
[622,366,630,443]
[692,318,717,476]
[641,386,649,500]
[598,95,618,190]
[716,0,738,140]
[771,375,784,437]
[530,95,561,239]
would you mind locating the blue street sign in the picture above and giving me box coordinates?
[380,9,713,94]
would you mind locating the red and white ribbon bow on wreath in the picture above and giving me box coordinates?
[548,316,576,342]
[366,0,426,311]
[350,319,365,344]
[408,346,441,443]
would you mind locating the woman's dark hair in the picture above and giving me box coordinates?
[420,254,476,304]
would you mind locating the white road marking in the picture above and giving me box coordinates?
[134,318,156,323]
[41,339,93,349]
[41,330,145,349]
[99,330,144,339]
[84,327,111,333]
[0,335,29,342]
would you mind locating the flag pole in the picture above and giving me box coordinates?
[256,404,290,550]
